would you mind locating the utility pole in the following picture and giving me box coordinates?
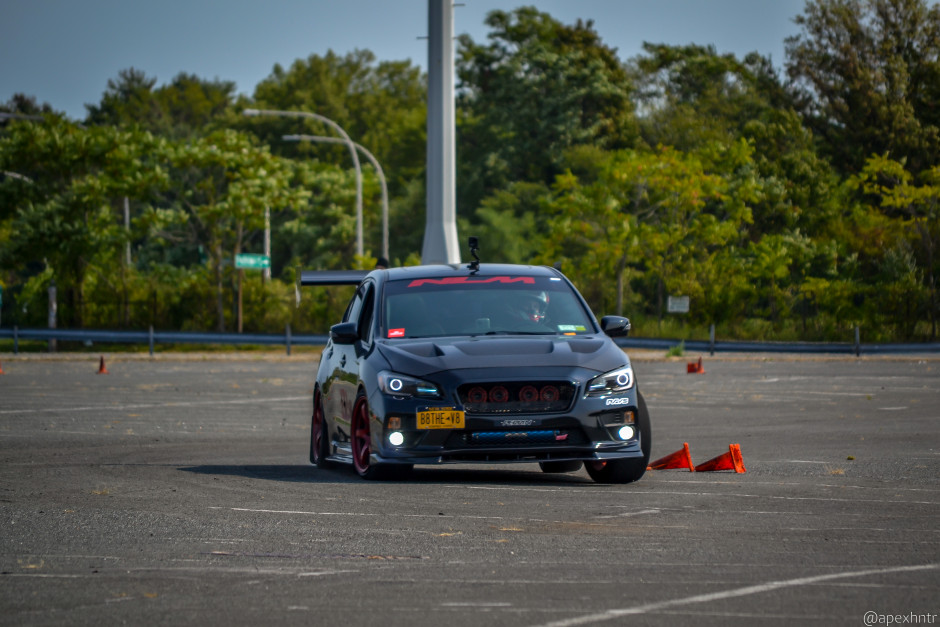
[48,279,57,353]
[124,197,131,266]
[422,0,460,264]
[263,206,271,284]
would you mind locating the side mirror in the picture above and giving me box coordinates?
[330,321,359,345]
[600,315,631,338]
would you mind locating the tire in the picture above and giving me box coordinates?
[538,460,583,474]
[585,390,652,484]
[310,388,331,468]
[350,391,391,480]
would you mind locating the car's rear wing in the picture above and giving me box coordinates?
[298,270,370,286]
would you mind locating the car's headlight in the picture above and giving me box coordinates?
[377,371,442,399]
[585,365,634,396]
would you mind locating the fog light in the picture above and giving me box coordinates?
[617,426,635,440]
[388,431,405,446]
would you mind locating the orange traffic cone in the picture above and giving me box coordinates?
[97,356,109,375]
[647,442,695,471]
[694,444,746,473]
[0,360,4,375]
[686,356,705,374]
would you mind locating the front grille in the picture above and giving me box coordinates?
[457,381,575,414]
[445,428,588,448]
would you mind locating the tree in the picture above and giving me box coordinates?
[786,0,940,175]
[154,73,236,139]
[243,50,428,261]
[85,68,162,130]
[632,44,838,238]
[162,130,309,331]
[247,50,426,192]
[541,143,756,323]
[0,117,167,327]
[1,94,57,117]
[851,154,940,337]
[456,7,638,213]
[86,68,236,138]
[457,181,549,265]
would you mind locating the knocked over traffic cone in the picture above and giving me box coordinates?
[694,443,746,473]
[687,356,705,374]
[647,442,695,471]
[97,356,109,375]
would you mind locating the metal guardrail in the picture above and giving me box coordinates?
[2,325,939,355]
[0,326,327,356]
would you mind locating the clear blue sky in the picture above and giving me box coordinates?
[2,0,808,121]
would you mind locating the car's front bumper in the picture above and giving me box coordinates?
[367,384,644,466]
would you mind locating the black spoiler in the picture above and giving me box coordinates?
[298,270,370,286]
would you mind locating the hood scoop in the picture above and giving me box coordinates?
[453,339,555,356]
[395,342,446,358]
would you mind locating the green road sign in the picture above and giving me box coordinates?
[235,254,271,270]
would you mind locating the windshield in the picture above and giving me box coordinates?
[381,275,596,339]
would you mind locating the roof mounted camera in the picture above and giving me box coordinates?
[468,237,480,273]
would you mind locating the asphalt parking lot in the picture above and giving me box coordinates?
[1,350,938,626]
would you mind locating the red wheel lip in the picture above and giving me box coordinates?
[351,397,371,475]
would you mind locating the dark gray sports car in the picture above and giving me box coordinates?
[305,256,651,483]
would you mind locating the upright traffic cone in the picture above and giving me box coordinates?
[686,356,705,374]
[694,444,746,473]
[97,356,109,375]
[647,442,695,471]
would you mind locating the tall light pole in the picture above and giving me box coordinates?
[283,134,388,262]
[424,0,460,264]
[243,108,364,257]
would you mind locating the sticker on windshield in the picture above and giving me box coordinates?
[558,325,587,332]
[388,328,405,338]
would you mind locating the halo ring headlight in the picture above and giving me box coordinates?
[378,371,442,399]
[586,365,635,397]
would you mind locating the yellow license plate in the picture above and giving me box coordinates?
[417,408,465,429]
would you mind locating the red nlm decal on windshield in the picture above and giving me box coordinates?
[388,328,406,338]
[407,276,536,288]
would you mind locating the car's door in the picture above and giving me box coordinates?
[323,286,364,434]
[324,281,376,438]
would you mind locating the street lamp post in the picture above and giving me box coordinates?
[282,134,388,262]
[243,108,364,257]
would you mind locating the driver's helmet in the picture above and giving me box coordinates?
[520,291,549,322]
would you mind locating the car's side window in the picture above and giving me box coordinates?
[344,288,364,325]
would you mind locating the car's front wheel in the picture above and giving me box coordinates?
[585,390,652,484]
[350,391,390,480]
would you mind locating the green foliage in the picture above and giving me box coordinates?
[0,117,167,326]
[85,68,237,139]
[245,50,426,193]
[456,7,638,212]
[785,0,940,175]
[665,341,685,357]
